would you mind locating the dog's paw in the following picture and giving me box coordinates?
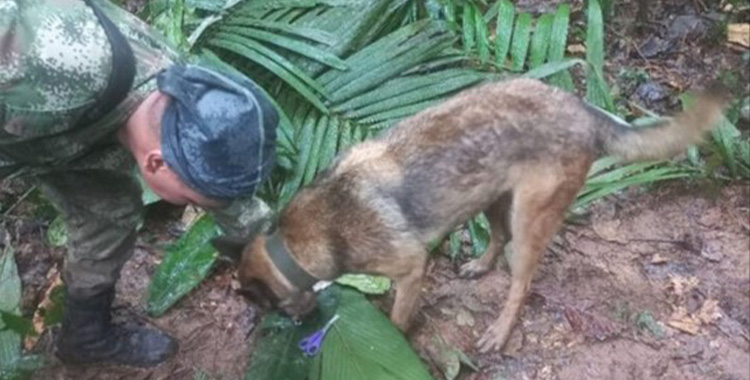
[458,259,492,278]
[476,323,512,353]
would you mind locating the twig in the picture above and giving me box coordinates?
[2,186,36,217]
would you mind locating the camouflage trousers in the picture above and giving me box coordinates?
[33,167,273,299]
[36,168,144,298]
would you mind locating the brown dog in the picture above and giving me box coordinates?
[212,78,726,352]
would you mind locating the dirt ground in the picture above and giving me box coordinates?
[1,0,748,379]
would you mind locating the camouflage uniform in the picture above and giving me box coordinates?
[0,0,271,297]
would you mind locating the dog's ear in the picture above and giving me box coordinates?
[210,236,247,264]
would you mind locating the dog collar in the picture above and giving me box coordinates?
[265,232,319,290]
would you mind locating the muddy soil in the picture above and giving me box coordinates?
[414,182,750,380]
[1,0,747,379]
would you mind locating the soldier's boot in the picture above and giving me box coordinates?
[55,287,177,367]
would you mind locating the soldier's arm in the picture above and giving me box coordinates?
[208,196,275,240]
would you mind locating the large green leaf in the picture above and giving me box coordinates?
[247,286,434,380]
[146,214,221,316]
[0,245,41,380]
[314,287,434,380]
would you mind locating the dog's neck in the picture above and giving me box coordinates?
[265,232,321,290]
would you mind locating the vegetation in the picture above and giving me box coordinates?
[1,0,747,379]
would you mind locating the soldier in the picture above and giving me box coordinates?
[1,0,278,367]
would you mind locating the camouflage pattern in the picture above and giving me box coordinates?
[0,0,179,177]
[1,0,273,296]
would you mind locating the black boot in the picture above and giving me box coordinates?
[55,288,177,367]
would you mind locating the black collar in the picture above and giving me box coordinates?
[265,232,319,290]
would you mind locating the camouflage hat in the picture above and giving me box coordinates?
[157,64,278,200]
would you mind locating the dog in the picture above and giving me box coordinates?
[212,78,726,353]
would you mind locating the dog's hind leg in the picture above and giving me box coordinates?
[477,169,584,353]
[459,192,513,278]
[388,243,428,332]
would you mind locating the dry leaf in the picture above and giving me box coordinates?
[668,274,700,297]
[668,307,701,335]
[651,253,668,264]
[697,299,722,324]
[455,309,475,327]
[181,205,202,226]
[567,43,586,54]
[727,24,750,47]
[25,268,62,349]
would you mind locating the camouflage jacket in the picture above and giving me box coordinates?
[0,0,273,238]
[0,0,180,178]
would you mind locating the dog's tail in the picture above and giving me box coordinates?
[594,86,728,162]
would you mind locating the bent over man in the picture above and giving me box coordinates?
[1,0,278,367]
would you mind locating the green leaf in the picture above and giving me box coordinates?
[208,35,330,113]
[334,69,481,114]
[528,13,553,68]
[316,287,435,380]
[45,215,67,248]
[0,248,21,316]
[245,292,338,380]
[510,13,532,71]
[279,110,318,207]
[494,0,515,67]
[0,246,23,379]
[467,214,489,257]
[547,4,574,90]
[223,17,337,45]
[575,165,696,209]
[326,26,455,103]
[335,274,391,294]
[216,26,348,69]
[473,4,490,64]
[522,58,584,80]
[147,214,221,316]
[302,115,330,185]
[345,71,485,119]
[584,0,614,111]
[461,4,476,54]
[42,285,64,328]
[0,313,33,338]
[246,286,434,380]
[318,117,340,172]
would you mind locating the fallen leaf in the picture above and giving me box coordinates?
[728,24,750,47]
[455,309,475,327]
[25,269,62,349]
[667,274,700,297]
[567,43,586,54]
[651,253,668,264]
[668,307,700,335]
[696,299,722,325]
[181,205,202,227]
[430,333,477,380]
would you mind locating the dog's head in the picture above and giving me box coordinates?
[211,235,317,318]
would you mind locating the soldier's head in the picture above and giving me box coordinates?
[122,64,279,208]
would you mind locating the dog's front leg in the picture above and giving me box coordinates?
[389,251,427,332]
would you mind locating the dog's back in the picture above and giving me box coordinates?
[377,79,601,241]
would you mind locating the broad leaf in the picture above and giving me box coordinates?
[147,214,221,316]
[335,274,391,294]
